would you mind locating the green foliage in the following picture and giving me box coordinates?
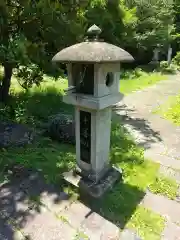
[0,102,12,121]
[121,67,148,79]
[0,0,177,98]
[160,61,178,74]
[172,52,180,66]
[15,64,44,89]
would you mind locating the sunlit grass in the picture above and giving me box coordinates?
[120,73,167,95]
[154,94,180,126]
[149,174,178,200]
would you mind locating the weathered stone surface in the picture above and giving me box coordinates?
[0,122,34,148]
[81,212,120,240]
[162,221,180,240]
[40,191,71,214]
[52,40,134,63]
[120,229,142,240]
[145,151,180,170]
[62,202,120,240]
[0,167,72,231]
[159,165,180,183]
[141,191,180,224]
[47,113,75,144]
[21,210,76,240]
[0,182,34,223]
[62,202,91,229]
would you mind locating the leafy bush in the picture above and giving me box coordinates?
[0,103,12,122]
[160,61,178,74]
[172,52,180,67]
[121,68,148,79]
[15,64,44,90]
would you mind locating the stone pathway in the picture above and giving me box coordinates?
[0,168,140,240]
[115,74,180,239]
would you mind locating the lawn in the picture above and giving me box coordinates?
[153,93,180,126]
[0,72,174,240]
[120,72,167,95]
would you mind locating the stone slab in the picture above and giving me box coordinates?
[141,191,180,224]
[0,182,34,223]
[0,169,72,231]
[61,202,92,229]
[144,151,180,170]
[40,191,71,214]
[162,221,180,240]
[21,210,76,240]
[120,229,142,240]
[61,202,120,239]
[159,165,180,183]
[80,212,120,240]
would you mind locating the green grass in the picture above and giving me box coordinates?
[154,93,180,126]
[120,73,167,95]
[149,175,178,200]
[127,206,165,240]
[0,75,170,239]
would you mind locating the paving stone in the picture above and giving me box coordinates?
[159,165,180,183]
[162,221,180,240]
[40,191,71,214]
[61,201,120,240]
[0,170,73,235]
[120,229,142,240]
[144,151,180,170]
[61,202,92,229]
[81,212,120,240]
[0,183,35,223]
[141,191,180,224]
[21,210,76,240]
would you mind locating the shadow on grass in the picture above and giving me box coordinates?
[113,104,162,149]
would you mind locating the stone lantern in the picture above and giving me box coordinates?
[52,25,134,197]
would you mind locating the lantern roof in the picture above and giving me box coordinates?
[52,24,134,63]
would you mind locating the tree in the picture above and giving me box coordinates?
[0,0,85,102]
[173,0,180,52]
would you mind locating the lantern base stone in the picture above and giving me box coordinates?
[63,166,122,198]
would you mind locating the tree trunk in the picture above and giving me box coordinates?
[0,63,13,102]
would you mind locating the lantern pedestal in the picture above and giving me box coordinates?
[63,166,122,198]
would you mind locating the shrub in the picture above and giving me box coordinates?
[121,67,148,79]
[160,61,177,74]
[15,64,44,90]
[172,52,180,68]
